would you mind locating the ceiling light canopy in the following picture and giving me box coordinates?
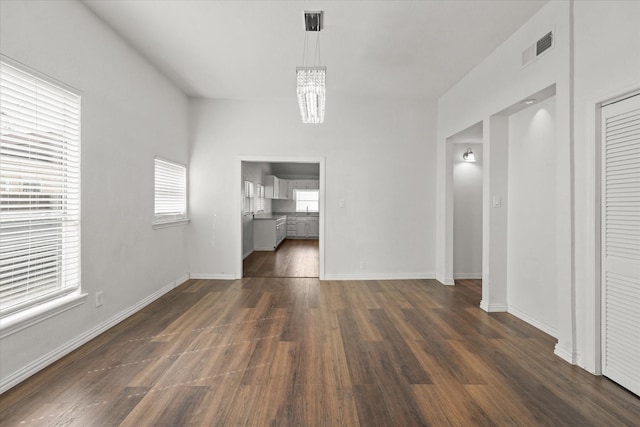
[297,11,325,124]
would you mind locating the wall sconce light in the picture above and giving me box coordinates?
[463,148,476,162]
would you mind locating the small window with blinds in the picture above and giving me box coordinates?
[154,157,188,226]
[0,58,81,317]
[243,180,254,214]
[255,184,265,212]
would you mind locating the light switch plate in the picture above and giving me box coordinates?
[492,196,502,208]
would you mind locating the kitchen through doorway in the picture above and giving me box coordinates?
[238,157,325,279]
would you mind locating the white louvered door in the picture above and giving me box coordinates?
[601,94,640,395]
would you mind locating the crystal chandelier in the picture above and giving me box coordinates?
[297,66,326,124]
[297,11,325,124]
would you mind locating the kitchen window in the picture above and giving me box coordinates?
[255,184,265,212]
[243,180,254,213]
[0,57,81,318]
[295,190,319,212]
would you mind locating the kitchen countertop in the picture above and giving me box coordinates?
[274,212,319,217]
[253,213,287,220]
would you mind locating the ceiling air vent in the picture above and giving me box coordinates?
[522,30,554,67]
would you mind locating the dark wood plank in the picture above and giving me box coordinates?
[243,238,319,278]
[1,278,639,426]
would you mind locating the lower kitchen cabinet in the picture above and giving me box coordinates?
[294,217,319,238]
[253,216,287,250]
[308,217,319,237]
[286,216,297,237]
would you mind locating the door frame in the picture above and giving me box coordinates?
[236,155,326,280]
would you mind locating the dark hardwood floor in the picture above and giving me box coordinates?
[244,238,319,278]
[1,277,639,426]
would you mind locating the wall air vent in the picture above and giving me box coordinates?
[522,30,554,67]
[536,31,553,55]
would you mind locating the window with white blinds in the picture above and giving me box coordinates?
[0,58,81,316]
[295,190,319,212]
[255,184,265,212]
[243,180,254,214]
[154,157,187,225]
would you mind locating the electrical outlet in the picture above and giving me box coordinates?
[95,291,103,307]
[360,260,366,269]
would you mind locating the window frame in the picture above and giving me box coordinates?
[255,183,265,213]
[295,189,320,213]
[243,180,254,214]
[153,156,189,228]
[0,55,84,322]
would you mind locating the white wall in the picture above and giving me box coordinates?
[507,97,557,337]
[438,0,640,376]
[572,1,640,372]
[188,97,437,280]
[272,199,298,213]
[241,162,273,257]
[436,1,572,357]
[453,143,482,278]
[0,0,189,391]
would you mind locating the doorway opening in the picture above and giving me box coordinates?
[451,122,483,283]
[449,122,484,300]
[237,156,325,280]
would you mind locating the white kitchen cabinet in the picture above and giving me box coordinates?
[296,217,308,237]
[289,179,319,199]
[294,216,319,238]
[266,175,293,200]
[265,175,279,199]
[279,178,290,200]
[308,217,319,237]
[286,216,297,237]
[253,215,287,250]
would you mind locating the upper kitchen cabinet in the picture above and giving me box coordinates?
[289,179,320,198]
[265,175,281,199]
[266,175,293,200]
[279,178,290,200]
[295,179,319,190]
[267,176,319,200]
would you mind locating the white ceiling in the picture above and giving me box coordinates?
[83,0,547,101]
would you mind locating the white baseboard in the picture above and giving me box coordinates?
[507,305,558,338]
[190,273,235,280]
[176,273,190,285]
[322,272,435,281]
[479,300,507,312]
[435,274,455,286]
[453,273,482,279]
[554,343,577,365]
[0,275,189,394]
